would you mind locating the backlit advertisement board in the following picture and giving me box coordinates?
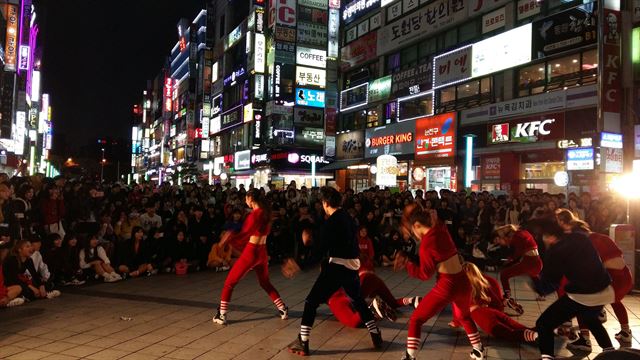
[415,113,456,159]
[471,24,532,78]
[4,4,18,72]
[295,88,326,108]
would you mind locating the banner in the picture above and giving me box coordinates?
[601,7,622,130]
[336,130,365,159]
[532,3,597,59]
[433,46,472,89]
[4,4,18,72]
[341,31,377,70]
[415,113,456,159]
[483,157,501,179]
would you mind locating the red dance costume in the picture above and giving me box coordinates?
[468,275,533,342]
[406,223,481,355]
[584,233,632,327]
[500,230,542,296]
[329,235,410,328]
[219,208,284,312]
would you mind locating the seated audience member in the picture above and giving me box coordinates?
[207,241,233,272]
[115,226,156,277]
[79,233,122,282]
[29,236,60,298]
[3,240,59,300]
[0,239,24,307]
[168,227,196,272]
[44,233,66,286]
[61,233,85,285]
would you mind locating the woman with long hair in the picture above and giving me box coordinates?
[457,262,537,343]
[212,188,288,325]
[556,209,633,351]
[396,204,485,360]
[494,224,542,314]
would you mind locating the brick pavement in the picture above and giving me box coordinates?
[0,267,639,360]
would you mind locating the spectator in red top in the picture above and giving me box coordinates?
[41,186,66,238]
[358,226,375,272]
[494,224,542,315]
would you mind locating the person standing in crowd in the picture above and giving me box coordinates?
[397,204,485,360]
[288,187,382,356]
[493,224,543,314]
[212,189,288,325]
[41,186,66,238]
[532,217,614,360]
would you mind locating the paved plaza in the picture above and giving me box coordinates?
[1,267,639,360]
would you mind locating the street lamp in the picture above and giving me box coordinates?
[610,172,640,224]
[100,148,105,183]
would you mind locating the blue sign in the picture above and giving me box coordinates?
[295,88,326,108]
[566,147,594,170]
[601,132,623,149]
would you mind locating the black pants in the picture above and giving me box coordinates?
[302,262,374,328]
[536,294,612,356]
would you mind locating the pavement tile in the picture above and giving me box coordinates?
[6,349,54,360]
[84,348,130,360]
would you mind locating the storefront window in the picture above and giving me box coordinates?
[401,46,418,70]
[387,53,401,74]
[437,77,491,111]
[521,162,567,193]
[384,101,397,124]
[398,92,433,121]
[457,80,480,99]
[518,49,596,97]
[440,86,456,104]
[339,110,367,132]
[427,167,451,191]
[418,38,436,61]
[547,54,581,82]
[458,20,479,43]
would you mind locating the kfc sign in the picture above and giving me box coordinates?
[488,113,564,144]
[514,119,555,137]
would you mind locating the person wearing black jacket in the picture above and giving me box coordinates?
[288,186,382,356]
[115,226,155,277]
[3,240,46,300]
[532,218,614,360]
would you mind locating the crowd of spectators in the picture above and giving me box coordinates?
[0,172,628,308]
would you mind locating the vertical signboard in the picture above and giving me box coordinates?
[4,4,18,72]
[600,3,622,132]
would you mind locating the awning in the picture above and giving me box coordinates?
[319,159,365,171]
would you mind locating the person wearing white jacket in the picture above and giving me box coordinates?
[79,235,121,283]
[29,237,60,299]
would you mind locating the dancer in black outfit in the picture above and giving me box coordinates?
[288,186,382,356]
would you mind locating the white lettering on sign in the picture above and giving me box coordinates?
[514,119,555,138]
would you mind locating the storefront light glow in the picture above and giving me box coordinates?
[396,90,434,122]
[633,28,640,65]
[340,83,369,112]
[464,135,474,188]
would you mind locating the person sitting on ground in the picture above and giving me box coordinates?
[168,227,197,273]
[29,236,60,298]
[115,226,156,278]
[61,233,85,285]
[79,233,122,282]
[0,238,24,307]
[207,240,233,272]
[3,239,59,300]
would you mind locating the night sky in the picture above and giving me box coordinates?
[39,0,205,151]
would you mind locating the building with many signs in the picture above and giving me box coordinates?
[132,0,637,195]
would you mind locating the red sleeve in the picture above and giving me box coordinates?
[589,233,623,262]
[510,231,537,260]
[485,275,504,311]
[406,232,437,281]
[227,211,259,251]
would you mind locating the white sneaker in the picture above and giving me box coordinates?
[6,297,25,307]
[104,273,117,283]
[111,273,123,281]
[470,346,487,360]
[46,290,61,299]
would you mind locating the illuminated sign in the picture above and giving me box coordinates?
[433,45,472,89]
[376,155,398,187]
[211,116,221,134]
[557,138,593,149]
[368,76,392,103]
[601,132,623,149]
[274,0,297,27]
[295,88,326,108]
[31,71,40,102]
[328,9,340,58]
[163,77,174,112]
[365,120,414,158]
[340,83,368,111]
[212,62,219,83]
[234,150,252,170]
[255,74,265,100]
[472,24,532,78]
[488,114,564,144]
[18,45,29,71]
[4,4,18,71]
[300,0,329,9]
[243,103,254,122]
[223,67,246,87]
[342,0,380,24]
[254,33,266,73]
[566,148,594,170]
[415,113,456,159]
[296,66,326,88]
[226,24,243,50]
[212,94,222,115]
[177,20,188,52]
[296,46,327,67]
[490,123,510,143]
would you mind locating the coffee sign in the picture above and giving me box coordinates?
[296,46,327,67]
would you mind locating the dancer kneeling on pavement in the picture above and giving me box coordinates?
[213,189,288,325]
[288,186,382,356]
[531,217,614,360]
[396,205,486,360]
[556,209,633,351]
[295,226,421,327]
[451,262,538,344]
[494,224,542,315]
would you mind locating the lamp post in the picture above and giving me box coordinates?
[100,148,105,183]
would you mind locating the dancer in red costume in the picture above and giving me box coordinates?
[452,262,538,343]
[494,224,543,314]
[212,189,288,325]
[557,209,633,352]
[396,204,486,360]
